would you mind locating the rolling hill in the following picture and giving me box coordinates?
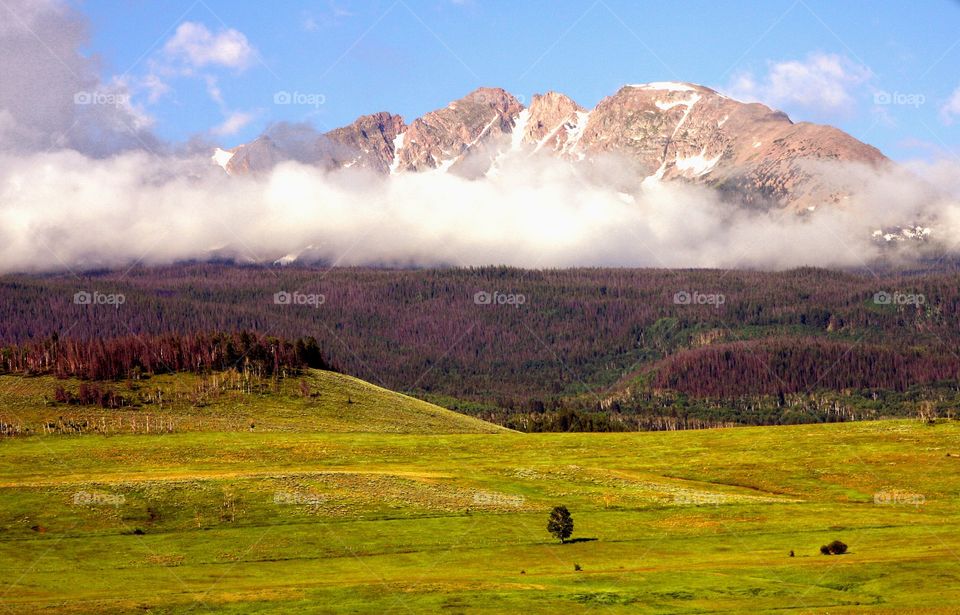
[0,369,508,436]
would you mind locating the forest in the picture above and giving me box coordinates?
[0,263,957,430]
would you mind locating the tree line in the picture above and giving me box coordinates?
[0,331,332,380]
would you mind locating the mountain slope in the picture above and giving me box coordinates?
[213,82,888,211]
[0,369,509,435]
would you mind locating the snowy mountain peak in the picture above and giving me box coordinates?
[212,82,888,211]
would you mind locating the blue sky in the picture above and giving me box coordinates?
[79,0,960,161]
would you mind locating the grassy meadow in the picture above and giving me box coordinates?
[0,370,957,613]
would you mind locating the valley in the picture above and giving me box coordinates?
[1,406,956,613]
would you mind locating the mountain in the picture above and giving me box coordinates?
[212,82,888,211]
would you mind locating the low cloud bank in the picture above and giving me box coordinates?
[0,149,957,273]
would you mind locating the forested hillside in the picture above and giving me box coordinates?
[1,264,958,430]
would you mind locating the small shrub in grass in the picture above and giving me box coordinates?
[820,540,847,555]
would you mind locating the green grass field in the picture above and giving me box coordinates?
[1,372,959,613]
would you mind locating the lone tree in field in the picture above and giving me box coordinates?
[547,505,574,543]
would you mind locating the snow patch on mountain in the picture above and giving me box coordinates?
[670,94,701,138]
[655,99,691,111]
[631,82,697,92]
[561,110,591,160]
[872,226,932,242]
[212,148,235,171]
[510,109,530,151]
[675,148,722,177]
[389,132,406,175]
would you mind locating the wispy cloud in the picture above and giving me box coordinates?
[940,86,960,125]
[162,21,256,71]
[212,110,256,136]
[725,52,873,118]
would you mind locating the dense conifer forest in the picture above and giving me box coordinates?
[1,264,957,430]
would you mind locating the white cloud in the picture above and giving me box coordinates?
[301,14,319,32]
[204,75,224,105]
[140,73,171,104]
[162,22,256,71]
[726,53,872,117]
[0,145,956,274]
[212,110,255,136]
[940,86,960,125]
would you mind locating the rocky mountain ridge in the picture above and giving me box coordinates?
[213,82,888,211]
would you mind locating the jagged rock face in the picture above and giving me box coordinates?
[569,82,886,209]
[521,92,585,154]
[325,112,405,174]
[392,87,522,174]
[224,136,284,175]
[225,113,405,175]
[216,82,888,211]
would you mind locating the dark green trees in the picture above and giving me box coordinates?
[547,505,574,543]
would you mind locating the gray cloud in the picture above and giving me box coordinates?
[0,0,159,156]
